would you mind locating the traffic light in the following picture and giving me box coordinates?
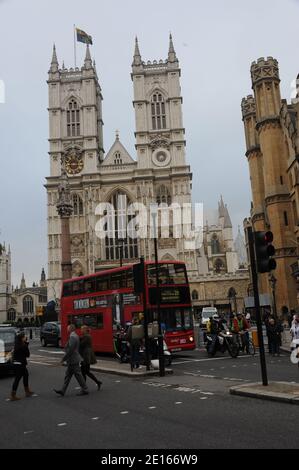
[133,261,145,293]
[254,231,277,273]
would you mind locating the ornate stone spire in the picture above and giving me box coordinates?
[224,204,233,228]
[20,273,26,290]
[84,44,92,69]
[168,33,178,63]
[132,36,142,66]
[218,195,226,219]
[40,267,46,287]
[49,44,59,72]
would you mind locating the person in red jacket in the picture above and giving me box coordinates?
[231,312,250,353]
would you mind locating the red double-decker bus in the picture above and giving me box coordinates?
[60,261,195,353]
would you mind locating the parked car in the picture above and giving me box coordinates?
[0,325,16,374]
[40,322,61,347]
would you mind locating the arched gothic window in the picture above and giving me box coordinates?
[156,185,171,205]
[72,194,84,216]
[214,258,224,274]
[151,92,166,130]
[7,308,16,322]
[114,152,122,165]
[23,295,33,314]
[192,290,199,300]
[156,186,173,238]
[105,192,139,261]
[67,99,80,137]
[211,234,220,254]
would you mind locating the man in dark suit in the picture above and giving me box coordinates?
[53,324,88,397]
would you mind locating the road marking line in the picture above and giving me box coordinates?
[200,391,214,395]
[92,417,99,420]
[149,406,156,409]
[175,402,182,405]
[38,350,63,354]
[200,397,208,400]
[174,355,259,364]
[24,430,34,434]
[120,411,129,414]
[30,361,53,366]
[57,423,67,427]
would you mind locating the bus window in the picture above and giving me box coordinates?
[126,269,134,288]
[183,308,193,328]
[172,265,187,284]
[84,278,95,294]
[146,264,187,286]
[72,279,85,295]
[63,282,73,297]
[69,313,104,329]
[95,275,109,291]
[110,272,126,289]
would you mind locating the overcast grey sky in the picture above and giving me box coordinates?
[0,0,299,286]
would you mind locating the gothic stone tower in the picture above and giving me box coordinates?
[132,35,193,266]
[242,57,298,311]
[46,45,104,299]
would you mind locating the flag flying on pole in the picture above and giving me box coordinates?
[76,28,93,45]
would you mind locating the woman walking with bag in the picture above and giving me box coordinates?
[79,326,102,390]
[10,331,34,401]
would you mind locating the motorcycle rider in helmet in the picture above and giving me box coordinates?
[231,312,250,353]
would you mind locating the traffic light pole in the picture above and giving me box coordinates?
[152,212,165,377]
[140,257,150,371]
[247,226,268,386]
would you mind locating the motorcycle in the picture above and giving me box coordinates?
[114,329,172,367]
[290,338,299,365]
[206,328,239,358]
[148,337,172,368]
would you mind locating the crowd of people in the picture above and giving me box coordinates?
[204,309,299,357]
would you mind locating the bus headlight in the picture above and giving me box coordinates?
[189,336,194,342]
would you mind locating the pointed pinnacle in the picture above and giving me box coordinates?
[168,33,177,62]
[51,44,58,64]
[84,44,92,68]
[132,36,142,66]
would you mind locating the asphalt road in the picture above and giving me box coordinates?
[1,339,299,449]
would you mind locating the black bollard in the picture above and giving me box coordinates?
[30,328,33,340]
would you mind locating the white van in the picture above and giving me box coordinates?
[201,307,218,328]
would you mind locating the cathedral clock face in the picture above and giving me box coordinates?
[152,148,171,167]
[65,154,84,175]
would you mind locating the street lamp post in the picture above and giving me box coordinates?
[268,273,277,319]
[118,239,125,267]
[56,159,73,281]
[151,207,165,377]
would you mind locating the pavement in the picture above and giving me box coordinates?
[230,381,299,404]
[228,325,299,405]
[90,358,173,377]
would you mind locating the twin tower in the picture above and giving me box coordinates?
[46,36,193,297]
[242,57,299,311]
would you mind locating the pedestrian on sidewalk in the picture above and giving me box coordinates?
[266,317,283,356]
[10,332,34,401]
[290,314,299,340]
[126,316,144,370]
[53,324,88,397]
[79,325,102,390]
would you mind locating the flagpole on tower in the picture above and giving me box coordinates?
[73,24,77,68]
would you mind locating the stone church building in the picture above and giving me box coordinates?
[45,36,248,310]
